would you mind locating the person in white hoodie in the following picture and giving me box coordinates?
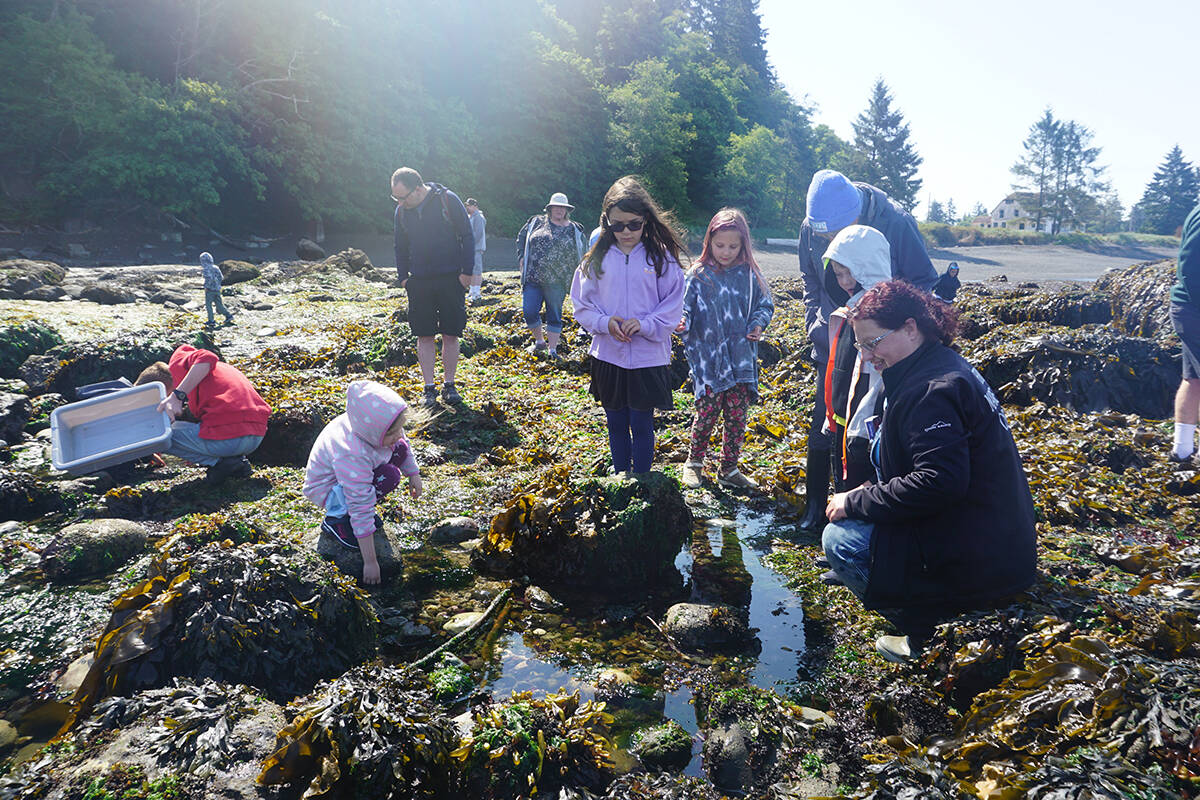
[820,225,893,495]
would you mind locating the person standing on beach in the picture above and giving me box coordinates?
[200,252,234,328]
[795,169,938,534]
[391,167,475,407]
[465,198,487,304]
[1169,202,1200,463]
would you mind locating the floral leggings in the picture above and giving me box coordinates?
[688,383,752,475]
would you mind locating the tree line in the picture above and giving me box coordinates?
[0,0,943,238]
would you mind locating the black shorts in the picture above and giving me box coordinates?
[405,272,467,337]
[1170,301,1200,380]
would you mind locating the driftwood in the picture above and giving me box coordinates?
[410,587,513,670]
[192,215,247,252]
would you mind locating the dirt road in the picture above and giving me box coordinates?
[754,242,1177,284]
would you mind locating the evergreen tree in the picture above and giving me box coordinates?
[851,78,922,210]
[944,198,958,224]
[1011,109,1106,234]
[925,200,946,224]
[969,201,988,219]
[1011,108,1058,230]
[1136,145,1200,235]
[1094,191,1125,234]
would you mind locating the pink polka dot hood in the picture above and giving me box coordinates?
[303,380,418,539]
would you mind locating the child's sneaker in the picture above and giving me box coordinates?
[321,515,357,549]
[718,469,758,489]
[680,462,704,488]
[223,314,235,326]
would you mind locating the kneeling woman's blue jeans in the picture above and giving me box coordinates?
[522,282,566,333]
[821,518,874,600]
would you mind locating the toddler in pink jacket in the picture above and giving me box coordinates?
[304,380,423,585]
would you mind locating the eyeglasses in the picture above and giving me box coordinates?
[854,329,896,352]
[391,187,415,203]
[604,217,645,234]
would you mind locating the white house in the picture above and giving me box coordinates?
[978,194,1071,233]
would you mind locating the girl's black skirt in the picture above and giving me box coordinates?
[589,358,674,411]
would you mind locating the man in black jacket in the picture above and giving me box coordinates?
[796,170,938,533]
[392,167,475,407]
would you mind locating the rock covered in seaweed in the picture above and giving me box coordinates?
[64,538,378,730]
[258,665,460,799]
[963,323,1177,418]
[0,320,63,379]
[473,468,692,595]
[663,603,755,653]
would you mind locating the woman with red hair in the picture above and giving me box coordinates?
[822,280,1036,662]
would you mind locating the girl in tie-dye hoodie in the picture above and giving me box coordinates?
[304,381,423,584]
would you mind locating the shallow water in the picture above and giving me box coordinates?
[476,507,807,776]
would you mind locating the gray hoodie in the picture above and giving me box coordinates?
[823,225,891,442]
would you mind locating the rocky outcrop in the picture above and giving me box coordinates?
[473,471,692,595]
[0,259,67,299]
[39,519,149,582]
[19,330,180,396]
[964,325,1177,418]
[0,467,64,520]
[0,320,63,378]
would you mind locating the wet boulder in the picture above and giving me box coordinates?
[0,321,63,379]
[663,603,754,653]
[0,258,67,299]
[631,720,693,771]
[296,237,326,260]
[703,722,757,793]
[964,325,1178,418]
[473,470,692,595]
[302,521,403,584]
[78,284,136,305]
[429,515,481,544]
[322,247,372,274]
[0,391,31,443]
[39,518,148,583]
[218,259,260,285]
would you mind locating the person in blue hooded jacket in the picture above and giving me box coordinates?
[795,170,938,534]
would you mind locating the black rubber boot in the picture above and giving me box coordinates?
[798,450,831,533]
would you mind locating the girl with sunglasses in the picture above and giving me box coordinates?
[570,175,687,475]
[821,280,1036,663]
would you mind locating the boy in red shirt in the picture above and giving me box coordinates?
[136,345,271,481]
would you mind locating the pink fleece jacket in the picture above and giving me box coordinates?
[303,381,419,539]
[569,242,685,369]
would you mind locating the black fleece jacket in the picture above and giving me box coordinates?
[844,340,1037,610]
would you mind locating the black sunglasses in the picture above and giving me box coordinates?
[390,186,414,203]
[604,217,645,234]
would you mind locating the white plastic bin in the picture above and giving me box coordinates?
[51,383,172,474]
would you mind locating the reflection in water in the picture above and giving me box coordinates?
[476,508,807,777]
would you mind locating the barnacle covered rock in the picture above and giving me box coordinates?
[474,468,692,595]
[0,320,63,378]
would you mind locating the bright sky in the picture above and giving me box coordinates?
[759,0,1199,219]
